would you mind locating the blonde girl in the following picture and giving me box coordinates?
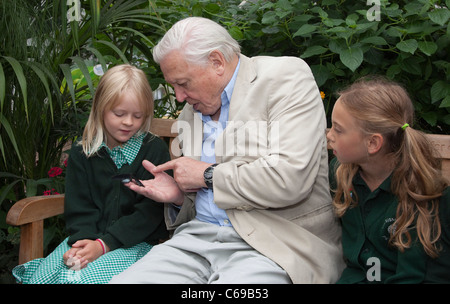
[13,64,170,284]
[327,77,450,283]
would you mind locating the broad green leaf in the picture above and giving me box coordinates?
[339,46,364,72]
[386,65,401,79]
[421,111,437,126]
[360,36,388,46]
[428,8,450,26]
[310,64,332,87]
[293,24,317,37]
[301,46,328,58]
[431,81,450,103]
[229,26,244,41]
[205,3,220,14]
[439,95,450,108]
[396,39,418,54]
[262,11,277,25]
[418,41,438,56]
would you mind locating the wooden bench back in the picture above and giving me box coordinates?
[6,118,450,264]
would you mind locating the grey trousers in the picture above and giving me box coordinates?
[109,219,291,284]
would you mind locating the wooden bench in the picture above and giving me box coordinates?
[6,118,450,264]
[6,118,178,264]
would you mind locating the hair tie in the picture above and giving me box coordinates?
[401,123,409,130]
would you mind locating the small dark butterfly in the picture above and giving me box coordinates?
[112,174,144,187]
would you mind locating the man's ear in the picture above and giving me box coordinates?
[208,50,226,75]
[367,133,384,155]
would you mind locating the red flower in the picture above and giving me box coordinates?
[44,188,60,196]
[48,167,63,177]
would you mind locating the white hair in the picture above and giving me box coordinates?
[152,17,241,66]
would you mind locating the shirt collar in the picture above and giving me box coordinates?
[354,170,393,193]
[198,58,241,127]
[100,132,146,169]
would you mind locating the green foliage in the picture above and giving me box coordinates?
[146,0,449,131]
[0,0,171,282]
[225,0,450,132]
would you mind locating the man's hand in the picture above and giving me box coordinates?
[153,157,211,192]
[126,160,185,205]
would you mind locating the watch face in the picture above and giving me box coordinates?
[205,168,214,179]
[204,164,217,189]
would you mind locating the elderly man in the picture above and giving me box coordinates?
[110,17,344,284]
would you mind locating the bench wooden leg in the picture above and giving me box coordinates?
[19,220,44,265]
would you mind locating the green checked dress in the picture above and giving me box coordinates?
[12,132,170,284]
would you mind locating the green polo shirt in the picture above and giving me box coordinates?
[329,158,450,283]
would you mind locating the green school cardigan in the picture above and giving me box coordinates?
[329,158,450,283]
[64,133,170,251]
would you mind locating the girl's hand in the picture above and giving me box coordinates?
[63,246,88,270]
[63,239,109,269]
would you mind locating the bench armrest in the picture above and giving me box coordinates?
[6,194,65,264]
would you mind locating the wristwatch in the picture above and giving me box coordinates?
[203,164,218,189]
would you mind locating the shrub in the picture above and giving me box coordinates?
[179,0,449,133]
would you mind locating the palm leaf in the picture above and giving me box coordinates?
[111,26,156,47]
[0,114,22,164]
[84,46,108,73]
[0,62,5,112]
[2,56,28,121]
[60,63,76,105]
[24,61,54,123]
[95,40,129,63]
[70,57,95,97]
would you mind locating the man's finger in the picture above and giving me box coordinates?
[142,160,157,172]
[152,159,177,173]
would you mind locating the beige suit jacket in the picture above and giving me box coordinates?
[165,54,345,283]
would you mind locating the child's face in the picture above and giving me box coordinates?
[103,90,145,148]
[327,98,368,164]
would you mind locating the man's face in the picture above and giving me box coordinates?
[160,50,224,117]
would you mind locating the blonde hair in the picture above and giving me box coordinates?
[332,76,447,257]
[81,64,154,156]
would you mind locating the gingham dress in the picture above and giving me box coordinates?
[12,237,152,284]
[12,133,154,284]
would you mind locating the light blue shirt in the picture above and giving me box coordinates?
[194,59,240,226]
